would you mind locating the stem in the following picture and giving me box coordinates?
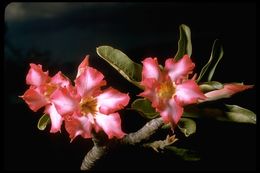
[80,117,164,170]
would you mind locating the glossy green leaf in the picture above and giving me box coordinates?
[199,81,223,93]
[197,39,224,82]
[183,105,256,124]
[131,98,159,119]
[182,106,203,119]
[96,46,143,89]
[177,118,196,137]
[165,146,200,161]
[174,24,192,61]
[225,104,256,124]
[37,114,50,131]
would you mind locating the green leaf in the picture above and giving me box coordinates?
[37,114,50,131]
[96,46,143,89]
[197,39,224,82]
[174,24,192,61]
[177,118,196,137]
[131,98,159,119]
[165,146,200,161]
[199,81,223,93]
[183,105,256,124]
[225,104,256,124]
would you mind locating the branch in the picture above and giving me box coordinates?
[121,117,164,145]
[80,130,117,170]
[80,117,164,170]
[80,145,108,170]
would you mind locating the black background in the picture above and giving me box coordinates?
[4,2,256,171]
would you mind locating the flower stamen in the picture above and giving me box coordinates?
[44,83,57,97]
[80,97,98,115]
[157,80,175,99]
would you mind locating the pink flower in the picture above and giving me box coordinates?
[51,57,130,140]
[201,83,253,102]
[20,63,71,133]
[139,55,206,126]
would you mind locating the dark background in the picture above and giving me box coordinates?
[4,2,256,171]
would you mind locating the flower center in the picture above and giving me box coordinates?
[44,83,57,97]
[80,97,98,115]
[157,80,175,99]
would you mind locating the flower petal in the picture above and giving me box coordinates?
[159,97,183,125]
[75,67,106,98]
[20,87,48,112]
[50,87,78,115]
[26,63,50,86]
[202,83,254,102]
[76,55,89,78]
[165,55,195,83]
[140,78,158,90]
[45,104,63,133]
[175,80,206,106]
[139,78,161,107]
[95,113,125,139]
[97,87,130,115]
[142,57,161,81]
[51,71,71,88]
[65,114,92,141]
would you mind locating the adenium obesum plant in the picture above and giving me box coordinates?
[20,24,255,170]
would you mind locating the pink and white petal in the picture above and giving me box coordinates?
[202,83,254,102]
[45,104,63,133]
[26,63,50,86]
[175,80,206,106]
[75,67,106,98]
[139,78,161,107]
[50,88,78,116]
[20,87,48,112]
[142,57,161,81]
[51,71,71,88]
[64,114,92,141]
[62,84,79,99]
[159,97,183,126]
[140,78,159,90]
[97,87,130,114]
[165,55,195,83]
[95,113,125,139]
[139,89,161,108]
[76,55,89,78]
